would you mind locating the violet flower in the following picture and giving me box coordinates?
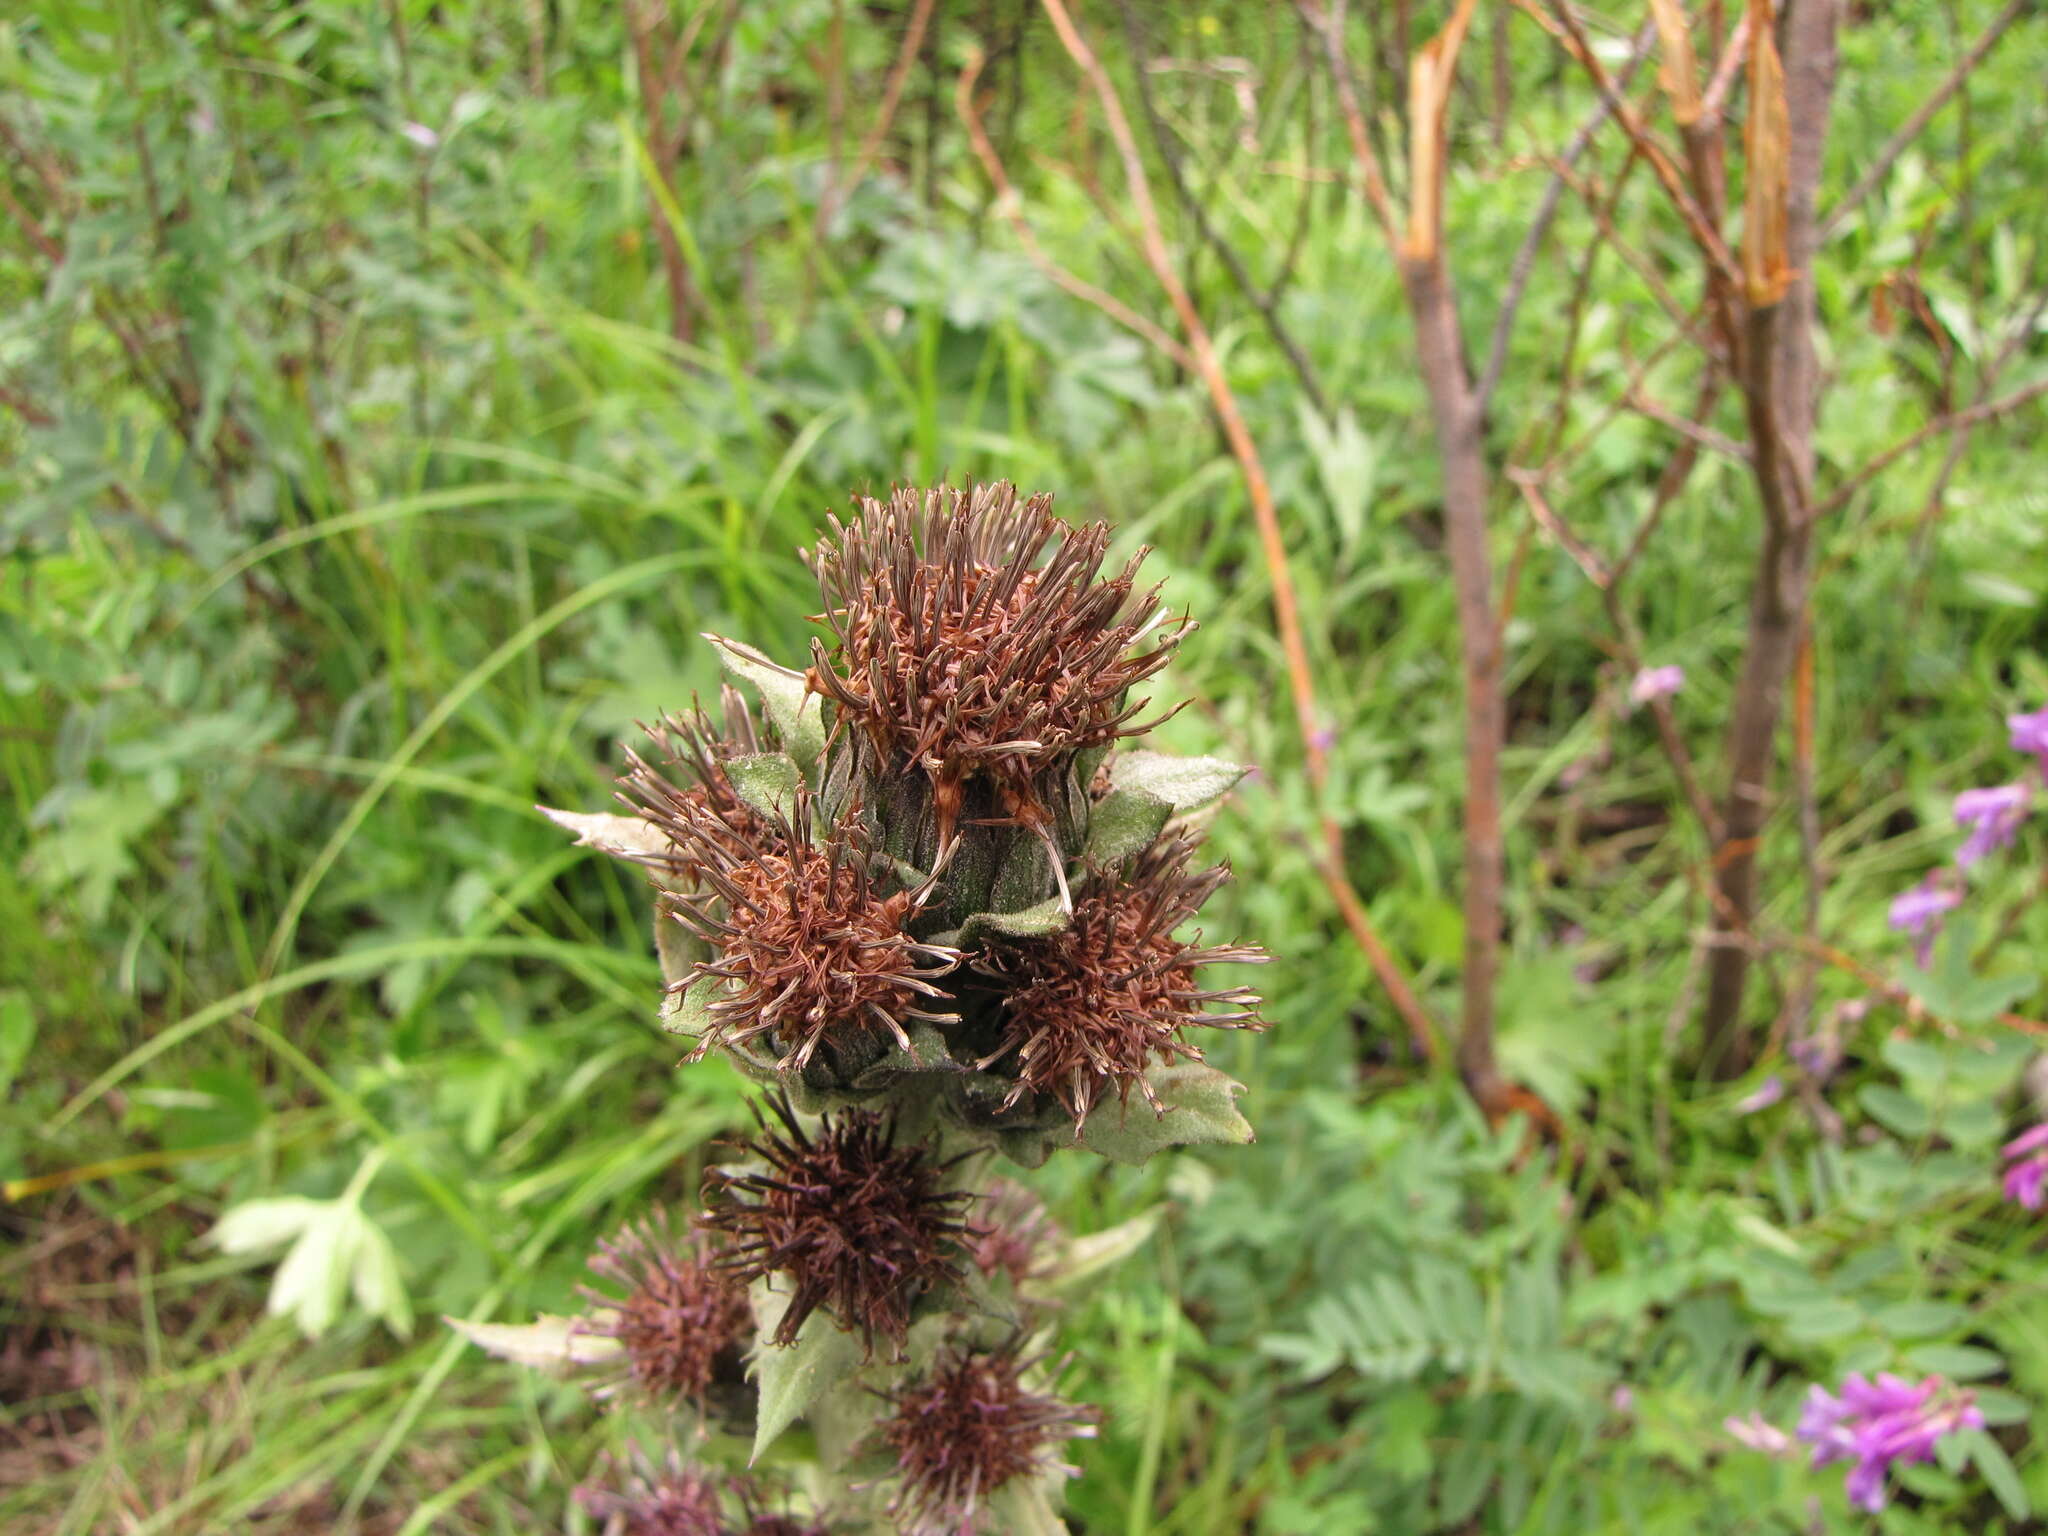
[2001,1123,2048,1211]
[1735,1076,1785,1115]
[1725,1411,1792,1456]
[1887,875,1961,966]
[2010,705,2048,785]
[1954,784,2030,868]
[1794,1372,1982,1513]
[1629,664,1685,707]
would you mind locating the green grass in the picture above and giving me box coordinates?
[4,2,2047,1532]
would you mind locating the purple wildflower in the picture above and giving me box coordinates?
[1793,1373,1982,1513]
[1887,875,1960,966]
[401,121,441,150]
[2010,705,2048,785]
[2001,1123,2048,1210]
[1725,1411,1792,1456]
[1629,664,1685,707]
[1735,1076,1785,1115]
[1954,784,2030,868]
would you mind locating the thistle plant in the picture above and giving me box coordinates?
[458,483,1266,1533]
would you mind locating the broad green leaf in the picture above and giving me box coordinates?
[1084,787,1172,865]
[707,633,825,770]
[958,897,1070,945]
[1964,1428,2031,1519]
[0,993,34,1097]
[446,1314,623,1371]
[749,1280,867,1463]
[662,973,719,1037]
[268,1203,357,1338]
[1079,1063,1254,1166]
[1904,1342,2003,1379]
[983,1476,1073,1535]
[725,752,802,822]
[209,1196,325,1254]
[536,805,668,860]
[1873,1300,1968,1338]
[1108,750,1248,813]
[1858,1084,1932,1139]
[350,1216,414,1339]
[1899,918,2034,1023]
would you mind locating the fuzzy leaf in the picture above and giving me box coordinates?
[652,903,701,989]
[446,1314,623,1371]
[1049,1207,1163,1292]
[725,752,802,823]
[1109,750,1248,813]
[749,1281,868,1464]
[350,1216,414,1338]
[1079,1063,1254,1166]
[957,897,1070,945]
[208,1196,325,1254]
[1084,787,1173,865]
[707,633,825,770]
[984,1476,1074,1534]
[536,806,667,861]
[662,972,719,1037]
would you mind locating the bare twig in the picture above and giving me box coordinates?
[818,0,938,232]
[1478,22,1655,412]
[1819,0,2030,240]
[1296,0,1401,248]
[1627,385,1752,464]
[1814,375,2048,519]
[1036,0,1447,1068]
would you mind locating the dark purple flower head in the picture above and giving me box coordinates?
[2001,1123,2048,1210]
[1735,1076,1785,1116]
[576,1447,725,1536]
[1954,783,2030,868]
[578,1212,751,1407]
[1629,664,1685,707]
[1792,1373,1981,1513]
[1888,874,1961,966]
[2010,705,2048,785]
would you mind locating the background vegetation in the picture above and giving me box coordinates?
[3,1,2045,1531]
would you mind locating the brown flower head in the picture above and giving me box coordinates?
[576,1447,725,1536]
[620,689,770,879]
[655,791,962,1073]
[877,1344,1099,1535]
[577,1211,750,1406]
[972,836,1266,1126]
[804,483,1188,843]
[968,1181,1058,1291]
[701,1095,974,1353]
[731,1482,833,1536]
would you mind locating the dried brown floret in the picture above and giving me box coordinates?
[972,836,1265,1126]
[877,1343,1099,1535]
[804,483,1188,846]
[700,1096,974,1354]
[575,1446,725,1536]
[968,1181,1058,1291]
[652,791,961,1072]
[577,1211,750,1406]
[620,689,770,880]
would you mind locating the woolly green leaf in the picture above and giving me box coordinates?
[445,1314,622,1371]
[1078,1063,1253,1166]
[350,1215,413,1339]
[749,1281,868,1464]
[1108,750,1247,813]
[267,1203,358,1338]
[652,903,702,989]
[1048,1207,1163,1292]
[958,897,1070,945]
[984,1477,1073,1535]
[661,972,719,1037]
[536,805,667,861]
[208,1196,324,1254]
[707,633,825,771]
[725,753,802,822]
[1084,787,1172,865]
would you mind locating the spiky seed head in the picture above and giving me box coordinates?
[577,1211,750,1406]
[620,695,772,880]
[700,1096,974,1354]
[804,483,1188,837]
[878,1344,1099,1535]
[969,1181,1058,1291]
[654,795,961,1072]
[971,836,1266,1126]
[575,1447,726,1536]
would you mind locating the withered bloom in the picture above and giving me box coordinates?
[655,792,962,1072]
[805,484,1187,844]
[731,1482,833,1536]
[576,1447,725,1536]
[973,836,1265,1126]
[577,1211,750,1406]
[620,689,770,878]
[878,1344,1099,1535]
[701,1096,974,1353]
[969,1181,1058,1291]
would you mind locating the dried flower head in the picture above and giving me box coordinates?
[968,1181,1058,1290]
[701,1096,974,1352]
[731,1482,833,1536]
[655,794,961,1072]
[576,1447,726,1536]
[577,1211,750,1406]
[878,1344,1099,1535]
[620,691,771,878]
[972,836,1265,1125]
[804,483,1187,840]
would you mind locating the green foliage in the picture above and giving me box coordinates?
[3,0,2045,1532]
